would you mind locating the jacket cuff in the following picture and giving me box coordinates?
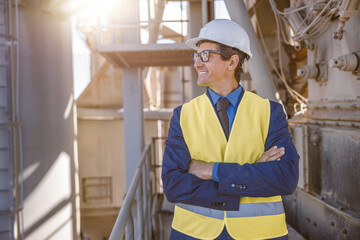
[212,162,219,182]
[217,163,248,196]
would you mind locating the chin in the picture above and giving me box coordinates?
[197,79,208,86]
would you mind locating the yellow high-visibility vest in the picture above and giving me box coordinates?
[173,91,288,240]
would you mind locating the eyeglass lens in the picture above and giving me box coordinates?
[193,50,210,63]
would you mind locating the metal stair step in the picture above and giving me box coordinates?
[0,191,11,212]
[0,210,10,216]
[0,27,6,35]
[0,150,9,170]
[0,86,8,97]
[0,169,10,191]
[0,128,10,143]
[0,88,8,102]
[0,136,10,148]
[0,215,12,233]
[0,65,7,85]
[0,115,10,123]
[0,50,8,65]
[0,231,12,240]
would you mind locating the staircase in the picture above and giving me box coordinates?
[0,0,16,239]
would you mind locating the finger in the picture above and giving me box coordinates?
[270,147,285,157]
[267,146,283,155]
[263,146,277,155]
[277,149,285,158]
[266,149,283,159]
[272,150,285,161]
[267,150,285,161]
[266,146,278,154]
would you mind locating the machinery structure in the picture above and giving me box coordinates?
[0,0,359,239]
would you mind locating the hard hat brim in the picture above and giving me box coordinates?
[185,37,209,51]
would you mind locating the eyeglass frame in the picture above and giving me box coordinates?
[192,50,225,63]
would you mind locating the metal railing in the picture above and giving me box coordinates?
[109,139,154,240]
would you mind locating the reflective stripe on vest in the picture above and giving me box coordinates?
[176,203,224,220]
[176,200,284,219]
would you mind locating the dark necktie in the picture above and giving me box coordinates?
[216,98,230,140]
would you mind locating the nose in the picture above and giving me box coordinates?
[193,55,203,68]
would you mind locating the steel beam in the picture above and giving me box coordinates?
[76,108,173,121]
[224,0,278,101]
[189,1,206,98]
[123,68,144,189]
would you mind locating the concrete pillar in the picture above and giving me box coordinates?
[19,1,79,239]
[224,0,278,101]
[116,0,144,188]
[123,68,144,188]
[188,1,206,98]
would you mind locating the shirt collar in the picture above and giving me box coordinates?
[208,84,243,107]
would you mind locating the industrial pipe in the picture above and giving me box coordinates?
[329,51,360,73]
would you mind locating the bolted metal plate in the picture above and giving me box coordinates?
[284,189,360,240]
[307,125,360,213]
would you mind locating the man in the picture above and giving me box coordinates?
[161,19,299,240]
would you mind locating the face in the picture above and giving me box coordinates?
[194,42,230,90]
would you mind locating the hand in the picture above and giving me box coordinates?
[188,159,214,180]
[256,146,285,163]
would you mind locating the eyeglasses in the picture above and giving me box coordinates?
[192,50,224,63]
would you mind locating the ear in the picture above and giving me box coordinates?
[228,55,239,71]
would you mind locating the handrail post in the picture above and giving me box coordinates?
[136,173,144,239]
[142,161,148,239]
[145,152,151,240]
[151,137,156,194]
[125,212,134,240]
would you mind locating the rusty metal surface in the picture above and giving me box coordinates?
[284,189,360,240]
[288,122,360,239]
[307,125,360,213]
[307,100,360,122]
[317,127,360,212]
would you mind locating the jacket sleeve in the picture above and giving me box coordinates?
[217,101,300,197]
[161,106,241,210]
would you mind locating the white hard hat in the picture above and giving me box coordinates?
[186,19,252,59]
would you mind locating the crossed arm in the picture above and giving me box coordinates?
[188,145,286,180]
[161,102,299,210]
